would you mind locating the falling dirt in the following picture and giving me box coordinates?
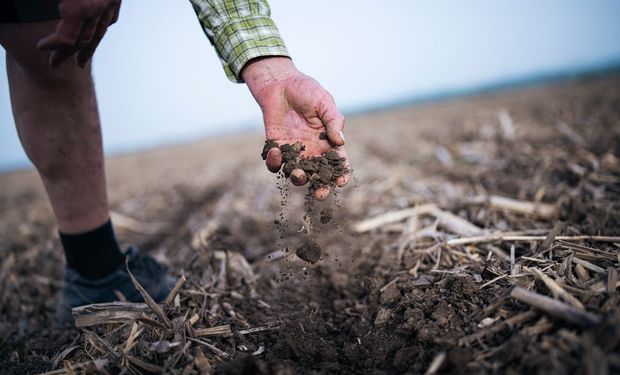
[319,207,333,224]
[295,240,322,264]
[262,137,349,264]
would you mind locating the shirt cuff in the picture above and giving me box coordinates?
[213,15,290,83]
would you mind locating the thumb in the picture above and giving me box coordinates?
[320,99,345,146]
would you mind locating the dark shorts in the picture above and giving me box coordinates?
[0,0,59,23]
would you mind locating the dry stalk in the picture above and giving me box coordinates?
[572,257,606,274]
[164,274,187,305]
[510,286,601,327]
[526,267,584,309]
[194,324,233,337]
[607,268,618,293]
[73,302,149,328]
[353,204,437,233]
[238,325,281,335]
[474,195,559,221]
[187,337,230,358]
[125,258,172,328]
[446,234,620,247]
[424,351,447,375]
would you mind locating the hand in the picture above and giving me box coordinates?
[242,57,350,200]
[37,0,121,68]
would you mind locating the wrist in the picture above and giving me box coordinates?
[242,56,298,97]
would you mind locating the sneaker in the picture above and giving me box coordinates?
[56,245,176,325]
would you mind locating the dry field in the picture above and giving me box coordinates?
[1,74,619,374]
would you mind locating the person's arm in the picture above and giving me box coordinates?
[190,0,350,199]
[189,0,289,83]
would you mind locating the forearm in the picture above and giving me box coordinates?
[189,0,290,83]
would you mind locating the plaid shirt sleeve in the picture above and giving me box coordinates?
[189,0,290,83]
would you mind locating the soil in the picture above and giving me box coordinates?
[262,140,348,194]
[1,74,620,374]
[319,207,333,224]
[295,240,322,264]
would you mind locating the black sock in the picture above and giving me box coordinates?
[60,219,125,279]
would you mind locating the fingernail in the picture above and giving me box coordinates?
[339,131,346,143]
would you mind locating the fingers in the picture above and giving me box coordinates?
[77,17,99,48]
[37,18,84,51]
[290,169,307,186]
[314,186,331,201]
[111,1,121,23]
[75,6,115,68]
[335,147,351,187]
[320,98,346,146]
[36,1,120,69]
[38,18,84,67]
[265,147,282,173]
[50,16,99,68]
[48,49,76,68]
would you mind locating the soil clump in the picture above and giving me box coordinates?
[295,240,322,264]
[261,140,348,195]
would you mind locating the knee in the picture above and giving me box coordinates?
[0,21,91,86]
[7,51,91,88]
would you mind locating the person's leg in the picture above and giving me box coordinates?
[0,21,109,234]
[1,20,174,324]
[0,21,126,280]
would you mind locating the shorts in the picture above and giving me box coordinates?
[0,0,59,23]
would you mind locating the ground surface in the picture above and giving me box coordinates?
[1,74,619,374]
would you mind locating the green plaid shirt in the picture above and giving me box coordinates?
[189,0,290,83]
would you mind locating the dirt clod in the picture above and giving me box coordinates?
[380,282,401,305]
[262,140,348,195]
[296,240,322,264]
[393,346,419,372]
[374,307,392,326]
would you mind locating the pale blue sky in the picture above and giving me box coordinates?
[1,0,620,170]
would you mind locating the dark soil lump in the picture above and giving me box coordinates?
[262,140,348,195]
[296,240,322,264]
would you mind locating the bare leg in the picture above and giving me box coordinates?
[0,21,109,234]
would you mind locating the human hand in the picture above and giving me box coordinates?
[37,0,121,68]
[242,57,350,200]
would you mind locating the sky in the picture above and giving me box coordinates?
[1,0,620,170]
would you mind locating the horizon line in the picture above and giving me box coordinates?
[2,59,619,174]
